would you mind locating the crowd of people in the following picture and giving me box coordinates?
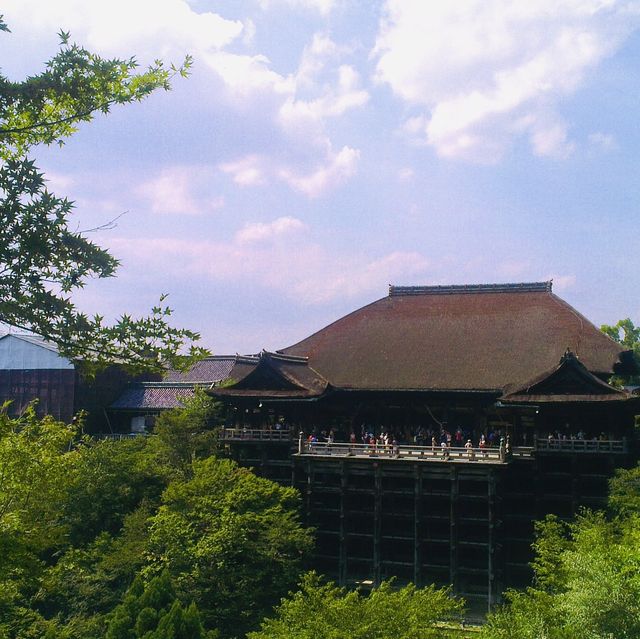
[303,424,512,460]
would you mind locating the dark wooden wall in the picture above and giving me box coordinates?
[0,368,76,422]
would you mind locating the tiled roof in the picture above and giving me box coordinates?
[111,355,242,410]
[164,356,237,382]
[111,384,196,410]
[279,282,630,392]
[212,351,329,399]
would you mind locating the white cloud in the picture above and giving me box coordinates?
[588,131,618,151]
[235,217,306,244]
[295,251,429,303]
[110,220,430,304]
[136,166,222,215]
[202,51,294,98]
[44,171,76,193]
[257,0,338,16]
[397,167,415,181]
[279,65,369,141]
[3,0,294,103]
[4,0,244,61]
[5,2,364,196]
[278,145,360,197]
[276,34,369,156]
[219,155,268,187]
[211,31,365,196]
[529,118,574,159]
[373,0,640,161]
[220,145,360,198]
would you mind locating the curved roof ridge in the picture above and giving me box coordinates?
[389,281,552,296]
[262,350,309,364]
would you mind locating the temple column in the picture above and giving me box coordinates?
[449,465,458,592]
[373,462,382,584]
[413,463,423,586]
[339,460,348,585]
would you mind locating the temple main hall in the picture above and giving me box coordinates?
[211,281,639,610]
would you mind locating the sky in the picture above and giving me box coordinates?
[2,0,640,355]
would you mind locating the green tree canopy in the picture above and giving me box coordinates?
[0,405,80,638]
[481,467,640,639]
[105,572,209,639]
[249,572,464,639]
[147,457,314,638]
[600,318,640,385]
[0,17,205,372]
[0,399,312,638]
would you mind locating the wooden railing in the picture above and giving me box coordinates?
[297,441,527,463]
[93,432,147,440]
[221,428,292,442]
[536,438,627,453]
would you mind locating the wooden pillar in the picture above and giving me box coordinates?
[339,460,348,585]
[260,444,268,477]
[373,462,382,585]
[449,465,458,592]
[305,459,313,524]
[487,469,496,609]
[413,463,423,586]
[533,456,543,520]
[571,454,579,517]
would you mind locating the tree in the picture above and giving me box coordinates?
[249,572,465,639]
[147,457,314,638]
[60,437,167,547]
[481,477,640,639]
[609,464,640,516]
[600,318,640,386]
[0,404,80,639]
[0,17,206,372]
[0,399,312,638]
[105,571,209,639]
[148,389,223,480]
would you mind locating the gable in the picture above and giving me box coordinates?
[234,361,304,391]
[0,334,74,370]
[518,355,620,396]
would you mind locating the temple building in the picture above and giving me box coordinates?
[109,356,238,433]
[210,282,639,611]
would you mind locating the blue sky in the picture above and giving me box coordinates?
[2,0,640,354]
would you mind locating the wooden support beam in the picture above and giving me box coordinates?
[571,454,578,517]
[373,462,382,585]
[487,468,496,609]
[449,465,458,592]
[305,459,313,525]
[339,460,347,585]
[414,463,422,586]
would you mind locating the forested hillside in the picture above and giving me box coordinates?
[0,398,469,638]
[0,399,312,638]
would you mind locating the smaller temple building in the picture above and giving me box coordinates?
[109,356,239,433]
